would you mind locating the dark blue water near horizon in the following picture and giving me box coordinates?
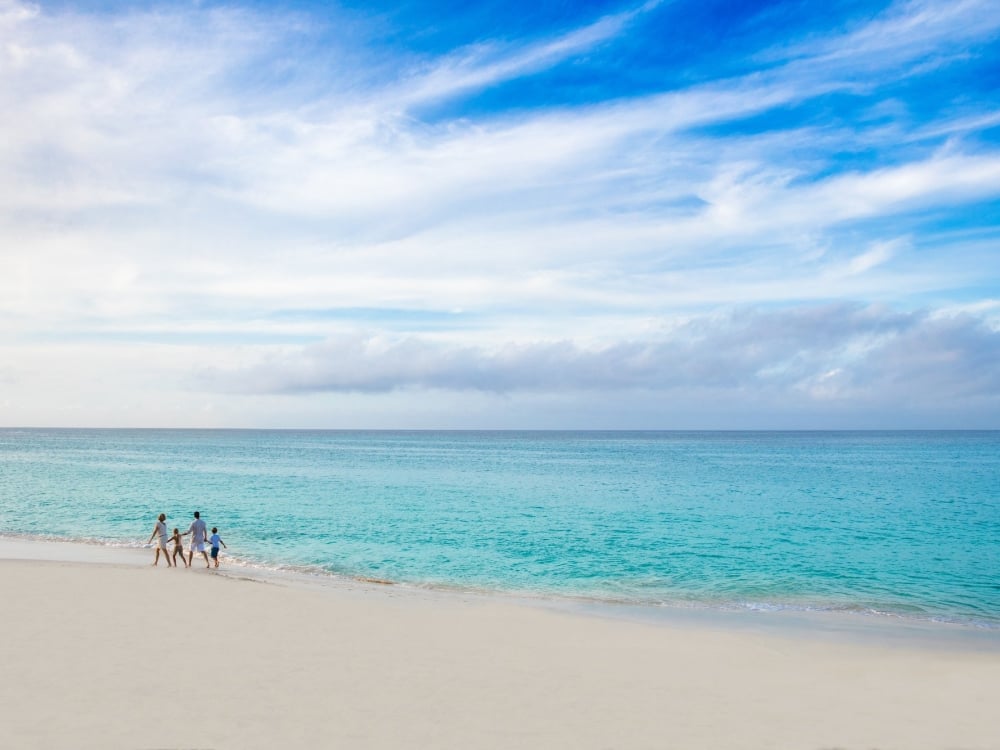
[1,429,998,627]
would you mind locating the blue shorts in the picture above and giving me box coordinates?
[210,547,219,559]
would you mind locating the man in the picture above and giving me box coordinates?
[185,511,211,569]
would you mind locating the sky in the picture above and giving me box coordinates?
[1,0,999,428]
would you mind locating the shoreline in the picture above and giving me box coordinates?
[0,532,1000,650]
[3,536,1000,748]
[3,533,998,651]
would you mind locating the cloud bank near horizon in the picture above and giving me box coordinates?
[1,0,999,427]
[205,305,997,397]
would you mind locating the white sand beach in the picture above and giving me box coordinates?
[1,538,998,750]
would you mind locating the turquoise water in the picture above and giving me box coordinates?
[1,429,998,626]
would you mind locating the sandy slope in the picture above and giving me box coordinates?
[1,540,997,749]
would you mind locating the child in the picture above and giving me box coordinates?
[170,528,188,568]
[209,527,228,568]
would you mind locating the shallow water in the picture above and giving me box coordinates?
[1,429,997,627]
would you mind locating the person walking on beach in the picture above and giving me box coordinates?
[208,527,227,568]
[170,528,188,568]
[146,513,172,567]
[184,511,211,569]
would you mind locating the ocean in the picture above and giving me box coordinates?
[1,429,997,627]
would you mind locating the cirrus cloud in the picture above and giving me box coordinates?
[1,0,998,427]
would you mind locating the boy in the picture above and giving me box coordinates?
[209,527,228,568]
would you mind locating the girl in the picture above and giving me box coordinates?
[170,527,188,568]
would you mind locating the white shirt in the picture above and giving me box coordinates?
[189,518,207,544]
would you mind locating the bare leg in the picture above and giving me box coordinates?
[187,550,193,568]
[202,552,211,568]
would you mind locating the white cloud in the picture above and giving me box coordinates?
[0,0,998,426]
[4,304,995,429]
[198,306,1000,407]
[845,239,904,276]
[767,0,1000,67]
[393,0,663,108]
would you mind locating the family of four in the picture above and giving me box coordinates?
[148,510,227,569]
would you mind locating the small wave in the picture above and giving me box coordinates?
[4,531,999,632]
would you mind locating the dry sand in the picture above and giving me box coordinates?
[1,538,997,749]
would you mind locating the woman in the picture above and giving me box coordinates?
[146,513,172,567]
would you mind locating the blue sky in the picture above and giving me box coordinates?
[1,0,999,427]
